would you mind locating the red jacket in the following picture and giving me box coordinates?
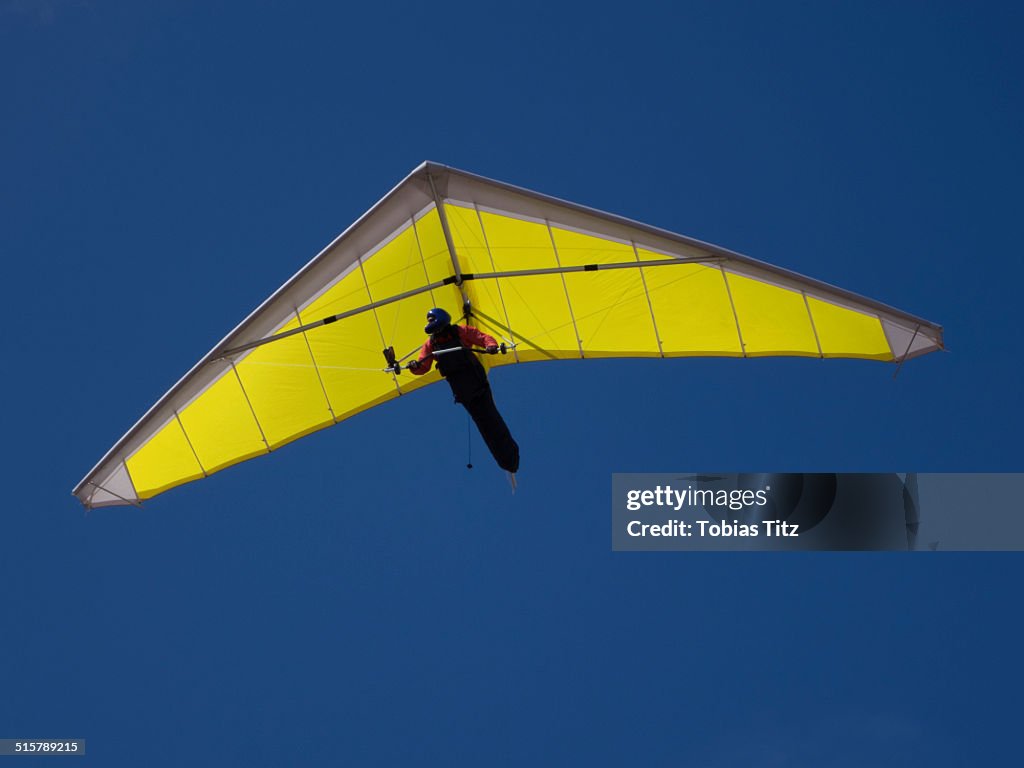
[409,325,498,375]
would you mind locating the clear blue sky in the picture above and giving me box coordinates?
[2,1,1022,765]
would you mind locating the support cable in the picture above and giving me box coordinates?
[802,292,824,359]
[427,171,472,311]
[546,221,584,359]
[230,362,271,452]
[84,481,143,509]
[633,242,665,358]
[475,204,520,362]
[720,266,747,357]
[175,411,208,477]
[470,307,559,361]
[892,324,921,379]
[295,308,338,423]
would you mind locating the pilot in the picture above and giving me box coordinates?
[409,308,520,476]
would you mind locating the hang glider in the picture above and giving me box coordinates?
[73,162,944,509]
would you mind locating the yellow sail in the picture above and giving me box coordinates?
[74,163,943,508]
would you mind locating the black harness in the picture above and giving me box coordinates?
[431,326,488,402]
[426,325,519,473]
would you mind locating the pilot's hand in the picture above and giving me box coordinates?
[407,359,422,371]
[486,345,499,354]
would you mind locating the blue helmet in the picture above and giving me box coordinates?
[424,307,451,334]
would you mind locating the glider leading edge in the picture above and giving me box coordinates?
[73,162,944,509]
